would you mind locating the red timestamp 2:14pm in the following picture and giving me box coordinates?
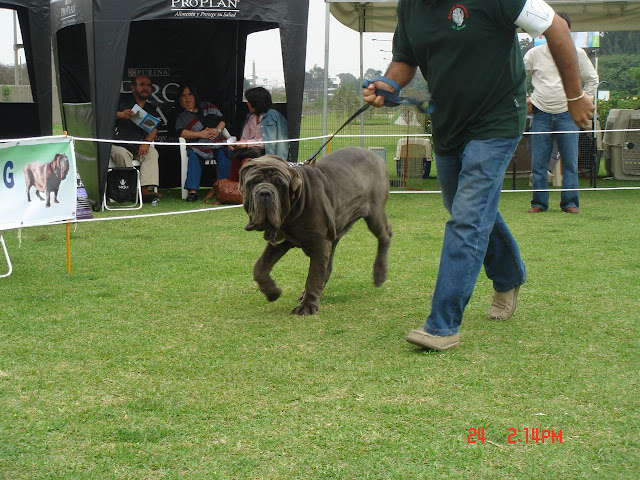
[468,428,563,444]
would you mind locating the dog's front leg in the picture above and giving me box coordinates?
[292,240,331,315]
[45,189,51,207]
[254,242,291,302]
[53,187,60,204]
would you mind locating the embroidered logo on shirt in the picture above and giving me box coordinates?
[449,4,468,30]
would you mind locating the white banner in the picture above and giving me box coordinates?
[0,136,77,230]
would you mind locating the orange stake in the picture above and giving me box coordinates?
[66,221,71,274]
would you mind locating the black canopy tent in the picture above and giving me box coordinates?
[50,0,310,206]
[0,0,51,138]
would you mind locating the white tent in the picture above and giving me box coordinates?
[327,0,640,33]
[320,0,640,147]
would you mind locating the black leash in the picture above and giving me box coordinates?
[305,76,435,164]
[305,103,370,164]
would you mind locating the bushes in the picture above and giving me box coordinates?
[1,85,11,102]
[597,94,640,125]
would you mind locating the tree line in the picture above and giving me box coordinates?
[302,30,639,118]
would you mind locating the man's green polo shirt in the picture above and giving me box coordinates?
[393,0,528,156]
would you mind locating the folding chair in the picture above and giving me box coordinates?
[102,166,143,211]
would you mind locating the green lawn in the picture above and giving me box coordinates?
[1,186,638,478]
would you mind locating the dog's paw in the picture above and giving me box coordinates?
[291,301,319,315]
[373,263,388,287]
[373,271,387,287]
[264,287,281,302]
[297,290,306,302]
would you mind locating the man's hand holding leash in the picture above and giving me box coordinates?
[362,80,396,108]
[362,61,417,108]
[567,93,595,129]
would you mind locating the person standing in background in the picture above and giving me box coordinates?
[526,12,599,214]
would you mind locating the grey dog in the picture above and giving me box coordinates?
[239,146,392,315]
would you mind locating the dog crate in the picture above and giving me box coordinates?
[603,109,640,180]
[394,137,432,180]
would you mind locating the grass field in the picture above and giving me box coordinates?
[1,182,639,478]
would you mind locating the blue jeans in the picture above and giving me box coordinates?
[184,147,232,190]
[530,111,579,211]
[424,137,527,336]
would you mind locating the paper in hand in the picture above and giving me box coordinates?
[131,104,161,133]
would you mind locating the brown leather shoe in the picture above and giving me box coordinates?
[528,206,542,213]
[565,206,579,214]
[488,286,520,321]
[141,187,162,199]
[406,329,460,351]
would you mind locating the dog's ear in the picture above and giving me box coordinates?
[51,154,62,178]
[60,154,69,179]
[238,160,254,195]
[289,167,302,203]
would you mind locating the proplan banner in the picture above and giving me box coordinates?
[0,137,77,230]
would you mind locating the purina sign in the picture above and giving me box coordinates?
[170,0,240,18]
[127,68,171,78]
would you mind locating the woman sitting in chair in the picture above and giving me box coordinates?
[173,83,232,202]
[230,86,289,161]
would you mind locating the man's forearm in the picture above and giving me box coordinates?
[145,130,157,142]
[544,14,594,127]
[383,61,418,90]
[544,15,582,99]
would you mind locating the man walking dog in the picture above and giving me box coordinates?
[363,0,594,351]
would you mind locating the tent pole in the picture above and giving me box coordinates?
[13,11,19,86]
[322,2,330,157]
[360,30,364,148]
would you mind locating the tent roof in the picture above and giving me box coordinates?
[0,0,47,13]
[51,0,307,30]
[327,0,640,33]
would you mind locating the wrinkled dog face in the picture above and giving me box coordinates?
[52,154,70,180]
[239,156,301,242]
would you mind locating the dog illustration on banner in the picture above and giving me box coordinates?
[24,153,70,207]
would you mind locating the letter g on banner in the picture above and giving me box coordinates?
[3,161,14,189]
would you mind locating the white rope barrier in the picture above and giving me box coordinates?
[1,130,637,230]
[2,129,636,279]
[391,186,640,194]
[71,135,330,147]
[53,203,243,225]
[4,128,638,147]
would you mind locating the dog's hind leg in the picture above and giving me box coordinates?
[325,238,340,286]
[254,242,291,302]
[364,208,392,287]
[35,190,44,201]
